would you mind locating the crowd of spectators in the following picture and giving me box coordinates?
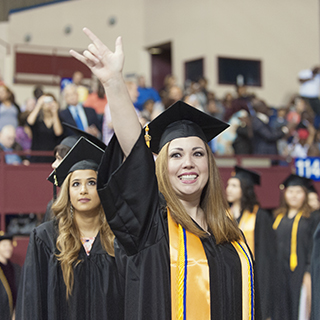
[1,67,320,164]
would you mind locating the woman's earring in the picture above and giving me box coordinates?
[70,204,74,219]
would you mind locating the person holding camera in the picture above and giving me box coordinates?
[27,93,63,163]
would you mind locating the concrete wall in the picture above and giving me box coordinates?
[0,0,319,106]
[144,0,320,105]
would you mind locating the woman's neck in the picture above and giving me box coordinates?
[0,255,8,265]
[75,210,100,238]
[2,101,12,107]
[180,199,207,231]
[230,201,242,220]
[287,208,300,219]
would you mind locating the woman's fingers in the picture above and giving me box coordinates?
[69,49,87,64]
[83,27,107,53]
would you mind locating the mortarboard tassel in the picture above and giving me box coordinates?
[53,169,58,200]
[144,125,151,148]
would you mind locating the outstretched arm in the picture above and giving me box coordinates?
[70,28,141,157]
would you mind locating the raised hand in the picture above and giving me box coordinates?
[70,28,124,87]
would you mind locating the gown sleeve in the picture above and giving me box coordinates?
[254,208,277,319]
[97,131,162,256]
[15,225,53,320]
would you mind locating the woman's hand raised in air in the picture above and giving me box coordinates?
[70,28,124,88]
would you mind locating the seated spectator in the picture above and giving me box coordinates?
[284,124,315,159]
[182,93,204,111]
[72,71,89,103]
[159,74,177,103]
[163,85,183,109]
[205,93,225,120]
[308,184,320,211]
[60,84,101,138]
[287,96,310,127]
[15,96,36,151]
[270,106,289,156]
[0,124,29,165]
[134,75,162,111]
[27,94,64,163]
[0,85,20,131]
[102,80,140,145]
[83,80,107,117]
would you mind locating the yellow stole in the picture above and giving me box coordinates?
[231,241,255,320]
[272,211,303,271]
[238,205,259,258]
[167,209,210,320]
[0,266,13,315]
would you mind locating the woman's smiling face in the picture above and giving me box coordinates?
[167,136,209,202]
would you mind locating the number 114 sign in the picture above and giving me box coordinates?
[295,158,320,181]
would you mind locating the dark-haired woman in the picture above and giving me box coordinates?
[272,174,320,320]
[16,138,122,320]
[226,166,275,320]
[27,94,63,163]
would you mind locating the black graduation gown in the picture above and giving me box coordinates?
[237,208,276,320]
[311,219,320,320]
[97,132,261,320]
[273,211,320,320]
[16,220,123,320]
[0,261,20,320]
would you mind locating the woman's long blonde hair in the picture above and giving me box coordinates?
[52,172,115,298]
[156,142,242,244]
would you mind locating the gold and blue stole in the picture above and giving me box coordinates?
[231,241,255,320]
[168,208,255,320]
[168,208,210,320]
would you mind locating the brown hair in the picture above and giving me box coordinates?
[274,185,312,218]
[156,142,242,244]
[52,172,115,298]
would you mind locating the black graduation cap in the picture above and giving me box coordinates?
[60,135,78,149]
[232,166,261,186]
[62,122,106,150]
[279,174,311,190]
[47,136,104,187]
[308,184,318,194]
[0,231,13,242]
[146,100,229,154]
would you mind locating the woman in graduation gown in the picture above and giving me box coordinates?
[226,166,276,320]
[16,137,123,320]
[272,174,320,320]
[71,28,261,320]
[0,233,21,320]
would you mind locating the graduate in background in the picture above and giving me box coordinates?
[307,184,320,212]
[226,166,276,320]
[71,28,261,319]
[272,174,320,320]
[0,232,20,320]
[16,137,122,320]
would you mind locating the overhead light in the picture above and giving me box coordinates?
[24,33,32,43]
[64,25,72,34]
